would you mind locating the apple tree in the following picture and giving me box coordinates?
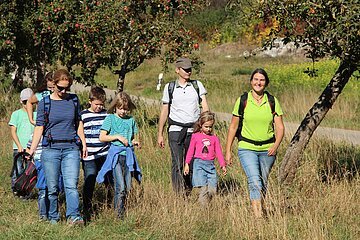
[0,0,204,91]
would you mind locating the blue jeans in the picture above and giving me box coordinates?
[113,155,131,216]
[38,188,49,218]
[82,157,112,218]
[41,147,81,221]
[35,160,49,218]
[238,148,275,200]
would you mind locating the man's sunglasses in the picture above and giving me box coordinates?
[181,68,192,73]
[56,85,70,92]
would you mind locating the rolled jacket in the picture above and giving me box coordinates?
[96,145,142,184]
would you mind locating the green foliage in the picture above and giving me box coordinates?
[0,0,205,89]
[263,0,360,66]
[183,8,227,41]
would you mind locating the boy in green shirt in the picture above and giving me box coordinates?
[9,88,36,194]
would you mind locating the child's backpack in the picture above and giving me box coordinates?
[10,151,37,197]
[235,91,277,145]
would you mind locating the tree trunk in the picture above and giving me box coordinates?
[278,60,357,184]
[116,64,127,92]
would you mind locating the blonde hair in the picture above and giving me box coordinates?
[108,92,136,113]
[193,111,215,133]
[53,69,73,86]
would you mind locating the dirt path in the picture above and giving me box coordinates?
[72,83,360,146]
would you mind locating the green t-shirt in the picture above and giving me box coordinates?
[232,91,283,151]
[8,108,36,149]
[100,114,138,155]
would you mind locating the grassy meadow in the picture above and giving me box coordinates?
[0,44,359,239]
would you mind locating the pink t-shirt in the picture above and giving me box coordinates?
[185,132,226,167]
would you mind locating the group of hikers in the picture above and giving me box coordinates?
[8,57,284,225]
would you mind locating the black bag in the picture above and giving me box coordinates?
[10,151,37,197]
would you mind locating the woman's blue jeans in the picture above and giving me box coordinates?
[238,148,275,200]
[113,155,131,217]
[41,147,81,221]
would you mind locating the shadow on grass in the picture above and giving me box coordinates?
[317,143,360,182]
[217,177,242,196]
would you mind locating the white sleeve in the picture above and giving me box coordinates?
[161,83,170,104]
[197,81,207,96]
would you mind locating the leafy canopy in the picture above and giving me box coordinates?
[262,0,360,65]
[0,0,204,85]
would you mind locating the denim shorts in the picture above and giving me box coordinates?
[192,158,217,188]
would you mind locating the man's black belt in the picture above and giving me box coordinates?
[168,118,195,144]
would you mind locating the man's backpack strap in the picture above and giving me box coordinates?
[189,80,202,105]
[168,81,176,106]
[168,80,202,107]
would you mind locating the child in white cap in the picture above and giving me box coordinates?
[8,87,36,195]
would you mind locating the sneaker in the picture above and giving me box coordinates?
[67,216,84,226]
[49,219,59,225]
[39,215,48,222]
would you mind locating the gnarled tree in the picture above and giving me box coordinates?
[260,0,360,184]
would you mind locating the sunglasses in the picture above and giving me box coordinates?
[181,68,192,73]
[56,84,70,92]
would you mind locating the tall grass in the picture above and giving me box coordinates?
[0,101,359,239]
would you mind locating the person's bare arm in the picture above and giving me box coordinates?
[268,115,285,156]
[157,104,169,148]
[26,94,38,125]
[77,120,88,159]
[99,130,128,146]
[10,126,23,152]
[200,95,209,112]
[225,116,239,165]
[28,126,44,156]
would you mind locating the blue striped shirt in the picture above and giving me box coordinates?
[36,94,80,149]
[80,109,109,161]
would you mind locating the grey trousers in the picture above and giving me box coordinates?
[168,131,192,194]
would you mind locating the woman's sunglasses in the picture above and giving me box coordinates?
[56,85,70,92]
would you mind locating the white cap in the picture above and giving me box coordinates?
[20,88,33,101]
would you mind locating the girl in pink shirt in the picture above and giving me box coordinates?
[184,111,227,205]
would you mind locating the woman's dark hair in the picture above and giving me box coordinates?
[250,68,270,86]
[53,69,73,85]
[36,71,54,92]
